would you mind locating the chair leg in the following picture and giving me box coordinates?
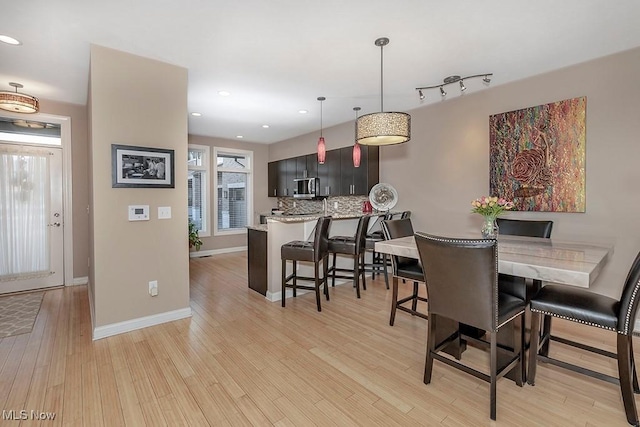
[323,255,330,301]
[281,259,287,307]
[331,253,337,287]
[617,334,640,426]
[292,260,297,297]
[390,276,399,326]
[527,311,541,386]
[424,314,437,384]
[540,315,552,356]
[514,312,525,386]
[382,254,389,290]
[411,282,419,313]
[490,331,497,421]
[354,254,361,298]
[371,250,378,279]
[314,261,322,312]
[360,252,367,291]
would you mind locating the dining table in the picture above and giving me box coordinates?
[375,232,614,380]
[375,233,613,288]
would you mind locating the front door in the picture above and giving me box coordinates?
[0,143,64,293]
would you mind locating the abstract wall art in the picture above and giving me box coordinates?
[489,97,586,212]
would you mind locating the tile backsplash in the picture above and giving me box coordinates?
[276,196,368,216]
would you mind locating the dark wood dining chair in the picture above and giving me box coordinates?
[496,218,553,358]
[528,250,640,426]
[281,216,332,311]
[415,232,526,421]
[381,218,427,325]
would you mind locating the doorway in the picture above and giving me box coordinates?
[0,115,70,293]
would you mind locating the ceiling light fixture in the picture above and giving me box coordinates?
[0,35,21,45]
[0,82,39,113]
[218,90,231,96]
[352,107,361,168]
[416,73,493,100]
[356,37,411,146]
[298,109,308,114]
[190,112,202,117]
[262,124,270,128]
[317,96,326,165]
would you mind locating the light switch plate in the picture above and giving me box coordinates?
[158,206,171,219]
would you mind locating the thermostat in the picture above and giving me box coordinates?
[128,205,149,221]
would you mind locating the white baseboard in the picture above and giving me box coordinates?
[190,246,247,258]
[92,307,192,340]
[71,276,88,286]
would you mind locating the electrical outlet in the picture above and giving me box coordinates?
[293,201,297,208]
[149,280,158,297]
[334,201,339,209]
[279,201,283,207]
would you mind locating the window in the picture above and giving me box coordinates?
[187,145,210,236]
[213,147,253,235]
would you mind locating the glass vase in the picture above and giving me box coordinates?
[481,216,499,239]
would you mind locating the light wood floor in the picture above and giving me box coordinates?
[1,251,638,426]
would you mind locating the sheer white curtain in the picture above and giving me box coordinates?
[0,145,49,280]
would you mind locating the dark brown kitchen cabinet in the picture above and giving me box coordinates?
[317,148,341,196]
[340,146,379,196]
[268,161,278,197]
[268,147,377,197]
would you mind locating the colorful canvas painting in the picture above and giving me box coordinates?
[489,97,586,212]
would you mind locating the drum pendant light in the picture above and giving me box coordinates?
[356,37,410,146]
[0,82,39,114]
[352,107,361,167]
[317,96,326,164]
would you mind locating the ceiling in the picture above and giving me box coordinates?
[2,1,640,144]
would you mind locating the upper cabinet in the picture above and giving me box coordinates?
[268,147,378,197]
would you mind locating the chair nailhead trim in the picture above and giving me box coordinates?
[530,307,617,333]
[622,278,640,335]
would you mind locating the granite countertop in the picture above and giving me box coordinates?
[262,211,392,223]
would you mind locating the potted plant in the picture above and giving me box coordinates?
[189,221,203,250]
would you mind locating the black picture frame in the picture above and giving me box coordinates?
[111,144,175,188]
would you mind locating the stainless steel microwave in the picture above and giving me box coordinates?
[293,177,319,199]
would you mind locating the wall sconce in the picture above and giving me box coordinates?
[415,73,493,100]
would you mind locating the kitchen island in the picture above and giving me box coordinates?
[247,212,384,302]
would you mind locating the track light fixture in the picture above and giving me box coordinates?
[416,73,493,100]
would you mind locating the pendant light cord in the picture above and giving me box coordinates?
[380,43,384,113]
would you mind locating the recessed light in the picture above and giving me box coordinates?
[298,110,308,114]
[218,91,231,97]
[190,112,202,117]
[0,35,21,45]
[236,135,243,139]
[262,124,270,128]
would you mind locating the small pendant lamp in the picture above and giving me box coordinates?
[352,107,361,167]
[317,96,326,164]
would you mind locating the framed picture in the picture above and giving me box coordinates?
[489,96,586,212]
[111,144,175,188]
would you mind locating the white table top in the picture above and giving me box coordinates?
[375,234,613,288]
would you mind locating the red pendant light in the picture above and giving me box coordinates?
[317,96,326,164]
[352,106,361,167]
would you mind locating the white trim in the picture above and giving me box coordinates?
[189,246,247,258]
[634,319,640,334]
[0,111,74,287]
[187,144,210,236]
[92,307,192,340]
[213,146,253,236]
[72,276,88,286]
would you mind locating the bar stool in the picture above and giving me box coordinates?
[327,215,371,298]
[281,216,332,311]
